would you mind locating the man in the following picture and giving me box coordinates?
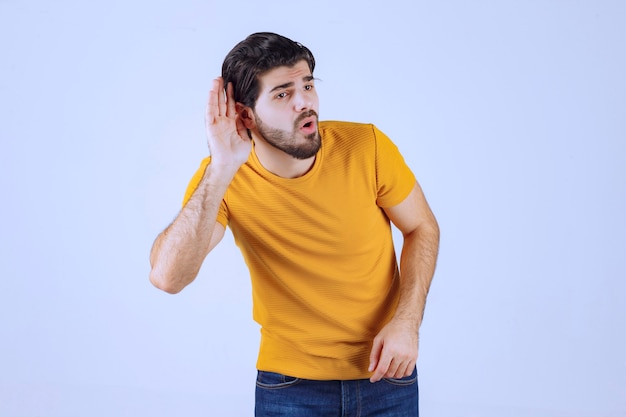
[149,32,439,416]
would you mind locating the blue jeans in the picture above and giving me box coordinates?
[255,367,418,416]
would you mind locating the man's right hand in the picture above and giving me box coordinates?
[205,77,252,177]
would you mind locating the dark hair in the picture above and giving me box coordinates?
[221,32,316,109]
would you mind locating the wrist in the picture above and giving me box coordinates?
[205,160,241,186]
[391,312,421,332]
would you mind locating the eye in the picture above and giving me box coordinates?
[304,84,314,91]
[276,91,288,99]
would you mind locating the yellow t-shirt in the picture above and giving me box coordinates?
[183,121,416,380]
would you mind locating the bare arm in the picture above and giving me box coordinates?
[149,168,229,294]
[369,182,440,382]
[149,78,251,294]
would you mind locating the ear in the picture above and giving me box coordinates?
[236,103,256,129]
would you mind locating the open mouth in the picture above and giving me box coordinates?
[299,116,317,134]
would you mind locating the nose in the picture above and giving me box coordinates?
[294,90,313,112]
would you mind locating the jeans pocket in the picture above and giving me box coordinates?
[256,371,301,389]
[383,368,418,386]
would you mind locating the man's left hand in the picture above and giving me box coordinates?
[368,318,419,383]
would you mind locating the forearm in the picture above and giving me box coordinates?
[394,221,440,330]
[368,217,439,381]
[149,164,233,293]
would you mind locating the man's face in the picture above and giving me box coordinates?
[251,60,320,160]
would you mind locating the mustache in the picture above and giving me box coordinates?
[294,110,319,126]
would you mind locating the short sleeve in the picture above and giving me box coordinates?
[373,126,416,207]
[182,157,229,227]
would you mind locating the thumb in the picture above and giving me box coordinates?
[368,338,383,372]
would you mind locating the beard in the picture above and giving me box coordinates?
[253,110,321,160]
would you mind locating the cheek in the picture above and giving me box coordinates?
[260,109,291,128]
[311,95,320,112]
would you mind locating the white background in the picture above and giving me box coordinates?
[1,0,625,416]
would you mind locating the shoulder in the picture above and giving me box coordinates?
[319,120,376,137]
[319,121,379,152]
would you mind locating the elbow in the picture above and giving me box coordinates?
[431,218,441,243]
[423,212,440,244]
[149,269,184,294]
[408,217,439,242]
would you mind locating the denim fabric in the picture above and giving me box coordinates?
[255,367,418,416]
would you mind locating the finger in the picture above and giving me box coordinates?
[370,358,391,383]
[394,365,407,379]
[217,77,227,116]
[368,338,383,373]
[396,361,412,379]
[369,352,392,383]
[385,357,401,379]
[226,82,236,118]
[388,362,411,380]
[207,78,221,125]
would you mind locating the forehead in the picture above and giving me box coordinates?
[258,60,312,91]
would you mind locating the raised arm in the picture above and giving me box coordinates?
[149,78,251,294]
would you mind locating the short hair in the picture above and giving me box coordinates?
[221,32,316,109]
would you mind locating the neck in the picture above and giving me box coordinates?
[252,134,315,179]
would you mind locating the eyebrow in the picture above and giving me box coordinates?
[268,75,315,94]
